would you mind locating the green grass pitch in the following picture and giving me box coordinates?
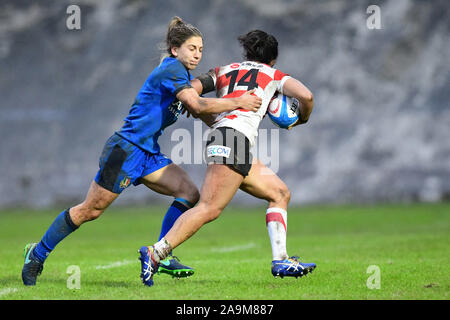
[0,202,448,300]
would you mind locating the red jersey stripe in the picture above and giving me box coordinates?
[255,72,273,90]
[223,90,247,98]
[274,69,289,81]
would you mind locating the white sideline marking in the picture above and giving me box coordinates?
[212,243,256,253]
[95,259,135,270]
[0,288,18,297]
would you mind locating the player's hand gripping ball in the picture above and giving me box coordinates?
[267,92,300,129]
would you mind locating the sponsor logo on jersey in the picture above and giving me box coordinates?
[168,99,184,119]
[207,145,231,158]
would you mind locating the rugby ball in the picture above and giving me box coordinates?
[267,93,300,129]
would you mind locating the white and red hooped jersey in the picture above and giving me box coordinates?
[209,61,291,145]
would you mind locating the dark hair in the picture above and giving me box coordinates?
[163,16,203,59]
[238,30,278,65]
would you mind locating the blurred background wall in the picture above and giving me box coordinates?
[0,0,449,208]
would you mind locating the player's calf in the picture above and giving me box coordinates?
[70,205,104,224]
[69,181,118,225]
[267,184,291,209]
[174,181,200,206]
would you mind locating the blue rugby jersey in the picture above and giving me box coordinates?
[116,57,193,154]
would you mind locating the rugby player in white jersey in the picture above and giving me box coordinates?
[138,30,315,285]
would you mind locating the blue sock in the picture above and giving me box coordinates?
[33,209,78,263]
[158,198,193,242]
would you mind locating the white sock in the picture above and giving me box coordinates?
[266,207,289,261]
[153,237,172,262]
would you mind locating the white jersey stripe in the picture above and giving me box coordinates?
[210,61,291,145]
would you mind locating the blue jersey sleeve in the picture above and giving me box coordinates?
[160,59,193,96]
[116,57,194,154]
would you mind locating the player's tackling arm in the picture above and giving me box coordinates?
[282,77,314,127]
[190,78,203,95]
[176,87,261,117]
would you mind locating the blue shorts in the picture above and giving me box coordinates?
[94,133,172,194]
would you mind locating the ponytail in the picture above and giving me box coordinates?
[160,16,203,63]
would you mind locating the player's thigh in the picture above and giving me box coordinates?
[140,163,197,197]
[198,163,244,213]
[240,158,289,202]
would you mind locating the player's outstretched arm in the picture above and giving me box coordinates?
[176,87,261,117]
[282,77,314,126]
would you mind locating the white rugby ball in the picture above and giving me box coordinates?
[267,93,300,129]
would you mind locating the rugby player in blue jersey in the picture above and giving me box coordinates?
[21,17,261,286]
